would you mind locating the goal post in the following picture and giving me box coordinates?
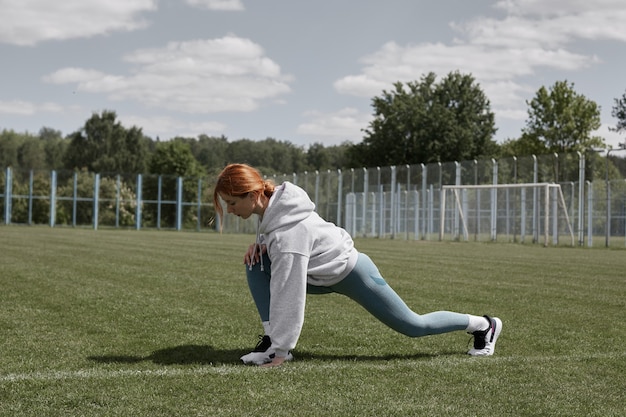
[440,183,575,246]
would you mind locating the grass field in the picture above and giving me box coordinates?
[1,226,625,416]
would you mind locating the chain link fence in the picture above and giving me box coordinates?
[2,151,626,247]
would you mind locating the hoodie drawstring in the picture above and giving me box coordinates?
[249,216,264,271]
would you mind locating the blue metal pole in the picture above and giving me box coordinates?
[28,170,33,225]
[4,167,12,225]
[49,170,57,227]
[72,172,78,227]
[136,174,142,230]
[93,174,100,230]
[196,179,202,231]
[115,175,121,228]
[176,176,183,231]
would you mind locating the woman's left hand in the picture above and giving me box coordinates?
[244,243,266,267]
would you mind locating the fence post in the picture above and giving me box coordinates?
[49,170,57,228]
[390,166,396,239]
[314,171,320,211]
[176,176,183,231]
[4,167,12,225]
[428,184,434,239]
[552,185,558,244]
[350,168,355,193]
[197,178,202,231]
[303,171,308,193]
[377,167,382,238]
[521,187,526,243]
[93,174,100,230]
[157,175,162,229]
[336,169,342,228]
[512,156,518,242]
[362,168,368,237]
[491,159,498,241]
[413,189,420,240]
[532,155,538,243]
[473,160,479,241]
[326,170,331,222]
[72,172,78,227]
[587,181,593,247]
[454,162,461,239]
[405,164,410,240]
[136,174,142,230]
[421,164,427,239]
[115,175,121,228]
[28,170,33,225]
[577,152,585,245]
[543,185,550,247]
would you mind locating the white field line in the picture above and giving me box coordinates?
[1,351,625,383]
[0,366,245,383]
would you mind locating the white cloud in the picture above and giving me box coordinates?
[482,80,534,115]
[118,114,226,139]
[184,0,244,11]
[334,2,626,132]
[43,68,108,84]
[0,0,156,46]
[297,108,372,144]
[458,11,626,49]
[0,100,63,115]
[42,36,292,114]
[334,41,593,99]
[494,0,626,18]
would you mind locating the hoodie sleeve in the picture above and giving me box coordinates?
[267,251,308,358]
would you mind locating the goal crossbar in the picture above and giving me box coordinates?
[440,183,575,246]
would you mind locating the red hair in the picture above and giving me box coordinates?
[213,163,275,219]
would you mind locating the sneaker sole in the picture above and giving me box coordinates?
[241,351,294,365]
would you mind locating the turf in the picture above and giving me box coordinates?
[0,226,625,416]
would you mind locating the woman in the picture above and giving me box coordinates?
[213,163,502,367]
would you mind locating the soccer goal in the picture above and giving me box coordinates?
[440,183,575,246]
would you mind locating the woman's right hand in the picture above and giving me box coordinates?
[244,243,266,267]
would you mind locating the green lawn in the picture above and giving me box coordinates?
[1,226,625,416]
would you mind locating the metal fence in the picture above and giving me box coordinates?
[2,151,626,247]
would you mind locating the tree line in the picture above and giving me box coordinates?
[2,72,625,180]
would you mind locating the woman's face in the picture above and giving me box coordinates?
[219,192,256,219]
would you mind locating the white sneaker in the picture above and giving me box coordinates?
[240,335,294,365]
[468,316,502,356]
[240,350,294,365]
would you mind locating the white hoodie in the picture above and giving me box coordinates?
[258,182,359,357]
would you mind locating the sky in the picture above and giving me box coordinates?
[1,0,626,150]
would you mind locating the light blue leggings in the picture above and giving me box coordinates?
[246,252,469,337]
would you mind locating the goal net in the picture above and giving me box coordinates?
[440,183,575,246]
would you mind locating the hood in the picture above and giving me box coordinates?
[260,182,315,234]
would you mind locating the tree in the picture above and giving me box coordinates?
[306,143,330,171]
[190,134,229,172]
[0,129,21,169]
[63,110,150,174]
[352,71,497,167]
[149,140,202,177]
[306,142,351,171]
[146,140,204,228]
[499,134,549,158]
[611,89,626,134]
[39,127,67,170]
[17,134,45,170]
[523,80,604,153]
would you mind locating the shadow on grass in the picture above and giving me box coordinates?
[88,345,243,366]
[88,345,458,366]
